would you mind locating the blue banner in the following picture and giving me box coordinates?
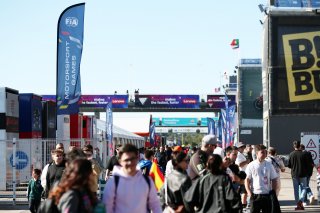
[207,117,215,135]
[149,122,155,146]
[106,102,113,156]
[57,3,85,115]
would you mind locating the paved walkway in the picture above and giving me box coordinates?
[0,169,319,212]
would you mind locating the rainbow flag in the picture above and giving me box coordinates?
[149,160,164,191]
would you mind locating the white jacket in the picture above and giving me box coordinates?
[103,165,162,213]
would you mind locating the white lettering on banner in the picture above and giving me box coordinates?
[71,56,77,86]
[64,41,70,100]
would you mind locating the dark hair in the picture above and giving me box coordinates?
[33,168,41,176]
[225,146,238,154]
[268,147,276,156]
[293,140,300,149]
[118,144,138,159]
[255,144,267,152]
[65,148,86,163]
[144,150,154,160]
[171,151,188,168]
[49,159,97,205]
[207,154,223,175]
[300,144,305,150]
[83,144,93,152]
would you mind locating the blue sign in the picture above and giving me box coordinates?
[57,3,85,115]
[240,59,261,65]
[154,117,218,126]
[10,151,29,170]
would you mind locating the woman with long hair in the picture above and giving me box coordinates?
[49,158,98,213]
[160,151,192,213]
[184,154,242,213]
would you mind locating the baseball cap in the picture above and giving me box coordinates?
[235,142,245,148]
[201,135,217,146]
[172,146,183,152]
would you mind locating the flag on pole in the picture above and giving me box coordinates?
[207,117,215,135]
[230,39,239,49]
[57,3,85,115]
[106,102,113,156]
[149,160,164,191]
[149,122,155,146]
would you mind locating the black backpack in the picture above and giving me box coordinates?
[37,197,59,213]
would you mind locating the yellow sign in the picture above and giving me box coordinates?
[283,31,320,102]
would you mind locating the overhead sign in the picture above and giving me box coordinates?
[207,95,236,109]
[80,95,128,108]
[42,95,129,108]
[135,95,199,108]
[10,151,29,170]
[301,132,320,165]
[153,117,218,127]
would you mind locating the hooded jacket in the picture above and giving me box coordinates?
[103,165,162,213]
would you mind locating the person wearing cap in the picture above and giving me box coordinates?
[188,135,217,181]
[213,140,225,158]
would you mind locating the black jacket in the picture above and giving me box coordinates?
[184,172,242,213]
[288,150,308,178]
[159,169,192,212]
[45,160,66,198]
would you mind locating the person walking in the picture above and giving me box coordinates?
[44,149,66,198]
[159,151,192,213]
[300,144,315,205]
[184,154,242,213]
[103,144,162,213]
[265,147,285,197]
[188,135,216,181]
[27,168,43,213]
[245,144,279,213]
[48,158,102,212]
[288,140,309,210]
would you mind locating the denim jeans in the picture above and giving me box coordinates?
[302,176,313,202]
[292,177,307,203]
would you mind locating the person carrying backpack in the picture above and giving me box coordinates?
[103,144,162,213]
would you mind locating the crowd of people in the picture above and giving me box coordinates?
[28,136,317,213]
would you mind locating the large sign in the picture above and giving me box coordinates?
[80,95,128,108]
[270,15,320,114]
[274,0,320,7]
[42,95,128,108]
[135,95,199,108]
[56,3,85,115]
[207,95,236,109]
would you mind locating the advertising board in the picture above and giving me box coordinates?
[207,95,236,109]
[135,95,199,108]
[270,15,320,114]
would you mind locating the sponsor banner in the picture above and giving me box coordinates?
[42,95,128,108]
[270,16,320,113]
[57,3,85,115]
[106,103,113,156]
[149,122,155,146]
[153,117,218,127]
[207,95,236,109]
[80,95,128,108]
[135,95,199,108]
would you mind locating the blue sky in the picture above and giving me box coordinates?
[0,1,266,131]
[0,0,265,96]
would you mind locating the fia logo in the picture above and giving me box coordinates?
[65,17,78,27]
